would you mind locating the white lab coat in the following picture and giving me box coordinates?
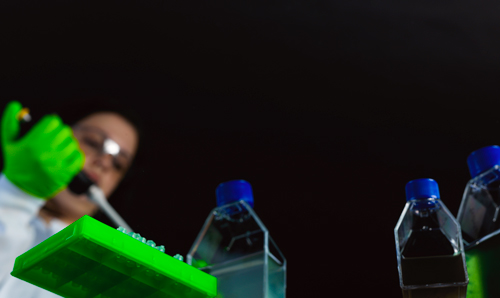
[0,174,67,298]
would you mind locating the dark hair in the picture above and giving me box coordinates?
[57,96,143,142]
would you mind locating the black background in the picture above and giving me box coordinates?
[1,0,500,296]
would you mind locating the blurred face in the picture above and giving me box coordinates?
[41,112,139,224]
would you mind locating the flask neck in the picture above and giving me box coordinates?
[409,198,441,228]
[409,197,439,210]
[412,209,440,229]
[215,200,253,222]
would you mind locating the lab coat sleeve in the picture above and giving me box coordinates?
[0,174,45,287]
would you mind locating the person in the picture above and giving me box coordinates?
[0,100,140,297]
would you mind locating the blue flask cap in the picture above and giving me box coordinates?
[405,178,440,201]
[467,145,500,178]
[216,180,254,208]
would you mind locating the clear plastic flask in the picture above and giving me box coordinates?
[457,145,500,297]
[395,178,468,298]
[187,180,286,298]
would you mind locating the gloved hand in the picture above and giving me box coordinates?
[1,101,85,199]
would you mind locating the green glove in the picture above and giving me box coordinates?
[1,101,85,199]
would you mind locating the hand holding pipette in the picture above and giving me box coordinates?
[1,101,134,232]
[1,101,85,199]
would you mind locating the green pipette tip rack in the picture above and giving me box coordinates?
[10,215,217,298]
